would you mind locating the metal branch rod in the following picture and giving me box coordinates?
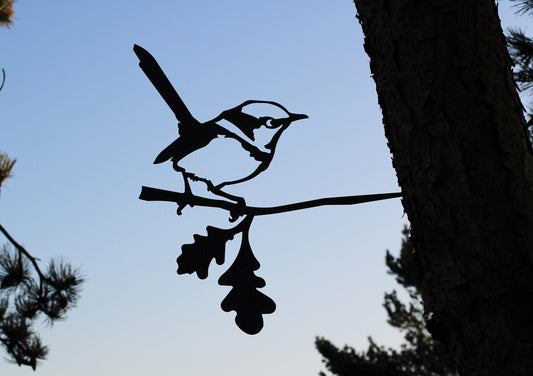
[139,186,402,216]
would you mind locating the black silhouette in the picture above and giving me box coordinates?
[134,44,307,215]
[135,44,402,334]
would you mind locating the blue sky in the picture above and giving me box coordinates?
[0,1,529,375]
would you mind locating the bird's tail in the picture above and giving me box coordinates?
[134,44,198,125]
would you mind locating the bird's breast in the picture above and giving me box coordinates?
[178,135,264,186]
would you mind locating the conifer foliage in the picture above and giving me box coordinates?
[0,0,14,29]
[506,0,533,131]
[0,154,84,370]
[315,227,457,376]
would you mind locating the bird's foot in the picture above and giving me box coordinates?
[176,202,186,216]
[177,171,194,215]
[229,197,246,222]
[172,161,185,173]
[208,183,247,222]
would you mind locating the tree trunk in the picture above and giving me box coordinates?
[353,1,533,375]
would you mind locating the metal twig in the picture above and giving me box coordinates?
[139,186,402,216]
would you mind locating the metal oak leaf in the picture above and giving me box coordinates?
[177,226,235,280]
[218,220,276,335]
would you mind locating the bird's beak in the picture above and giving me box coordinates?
[288,113,309,122]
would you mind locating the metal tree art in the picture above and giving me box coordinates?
[134,44,401,334]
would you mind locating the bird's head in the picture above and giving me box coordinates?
[216,100,308,151]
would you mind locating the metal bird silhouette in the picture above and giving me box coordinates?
[135,44,403,335]
[134,45,307,205]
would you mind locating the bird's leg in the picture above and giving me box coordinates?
[172,163,246,221]
[187,176,246,221]
[210,184,246,222]
[173,161,193,215]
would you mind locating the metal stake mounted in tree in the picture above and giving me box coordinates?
[134,44,401,334]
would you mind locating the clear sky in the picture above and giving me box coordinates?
[0,1,529,375]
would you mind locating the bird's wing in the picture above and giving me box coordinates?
[153,126,219,164]
[154,137,204,164]
[133,44,197,125]
[218,107,261,140]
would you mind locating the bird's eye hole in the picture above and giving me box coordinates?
[265,118,275,128]
[265,118,281,129]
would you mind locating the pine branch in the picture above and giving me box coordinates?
[1,223,83,369]
[511,0,533,16]
[0,224,47,282]
[0,0,15,28]
[507,28,533,88]
[0,152,16,191]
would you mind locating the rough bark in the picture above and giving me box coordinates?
[353,1,533,375]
